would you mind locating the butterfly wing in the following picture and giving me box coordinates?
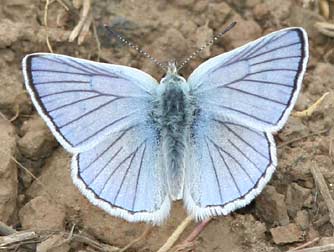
[72,124,170,224]
[188,28,308,132]
[22,53,158,152]
[184,117,276,220]
[184,28,308,219]
[23,53,169,223]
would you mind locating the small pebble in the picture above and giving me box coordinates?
[270,224,304,245]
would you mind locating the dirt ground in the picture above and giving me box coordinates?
[0,0,334,251]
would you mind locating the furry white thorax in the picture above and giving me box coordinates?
[153,65,195,199]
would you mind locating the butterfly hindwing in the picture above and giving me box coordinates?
[188,28,308,132]
[71,124,170,224]
[184,117,276,220]
[22,53,158,152]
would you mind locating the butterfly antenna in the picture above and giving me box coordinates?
[177,21,237,71]
[104,25,167,71]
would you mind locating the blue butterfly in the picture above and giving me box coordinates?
[22,27,308,224]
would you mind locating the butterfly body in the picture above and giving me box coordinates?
[152,68,196,199]
[22,27,309,224]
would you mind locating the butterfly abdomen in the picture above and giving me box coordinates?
[152,76,195,199]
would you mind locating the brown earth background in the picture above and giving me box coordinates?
[0,0,334,251]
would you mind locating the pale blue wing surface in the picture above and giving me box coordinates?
[22,53,158,152]
[71,123,170,224]
[188,28,309,132]
[184,116,276,220]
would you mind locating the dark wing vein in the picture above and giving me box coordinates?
[228,139,263,174]
[223,86,287,105]
[241,79,293,88]
[57,97,122,129]
[40,89,103,98]
[132,142,147,211]
[212,119,263,137]
[34,80,90,85]
[114,146,139,203]
[75,115,136,146]
[216,68,297,90]
[222,123,269,159]
[98,151,134,195]
[250,55,301,66]
[86,147,123,186]
[212,103,273,124]
[47,94,101,113]
[208,137,242,196]
[204,137,224,203]
[32,69,92,76]
[81,127,134,173]
[247,42,301,60]
[114,141,146,203]
[97,140,145,201]
[211,137,255,184]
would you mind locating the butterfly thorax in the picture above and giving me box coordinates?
[151,73,195,199]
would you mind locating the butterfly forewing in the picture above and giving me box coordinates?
[22,53,158,152]
[188,28,308,132]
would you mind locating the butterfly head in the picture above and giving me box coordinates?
[160,61,186,86]
[167,61,178,75]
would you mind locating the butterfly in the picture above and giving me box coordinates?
[22,27,308,224]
